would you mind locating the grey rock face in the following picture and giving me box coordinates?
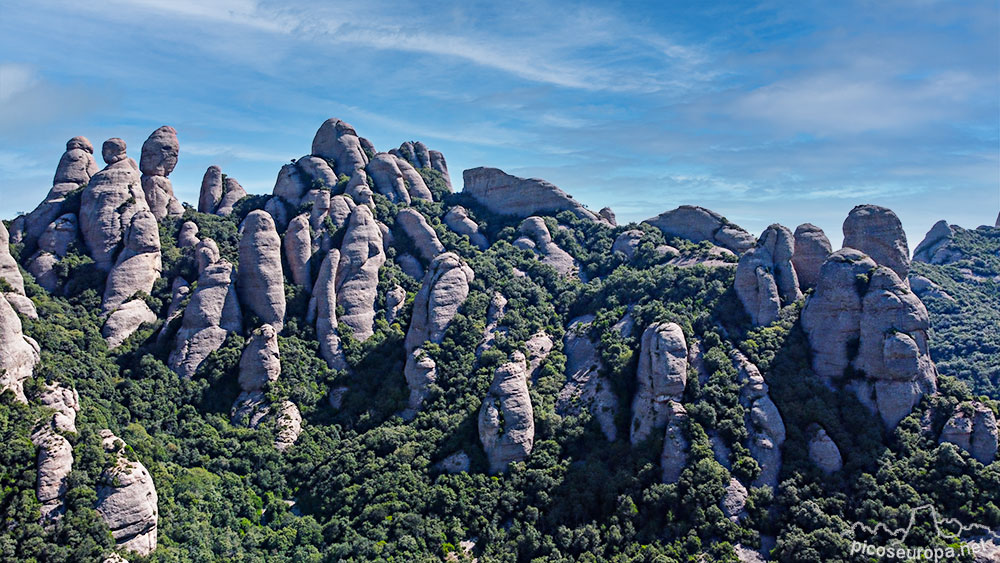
[366,153,411,204]
[731,350,785,489]
[80,140,148,272]
[477,292,508,355]
[660,401,689,483]
[462,167,600,222]
[40,383,81,434]
[27,213,79,292]
[284,214,312,289]
[479,352,534,474]
[238,211,286,332]
[612,230,644,261]
[720,478,748,522]
[912,220,962,265]
[169,240,242,378]
[735,224,801,325]
[102,210,162,314]
[32,428,73,521]
[102,300,157,350]
[396,208,444,263]
[909,274,954,303]
[177,221,199,248]
[940,402,997,465]
[436,451,470,474]
[599,207,617,226]
[792,223,832,290]
[515,217,578,276]
[217,177,247,216]
[335,206,385,341]
[0,221,36,317]
[198,166,224,214]
[54,136,98,185]
[393,155,432,200]
[808,426,843,474]
[139,126,183,220]
[231,392,302,452]
[644,205,755,254]
[557,314,622,441]
[0,295,41,401]
[631,322,688,445]
[238,324,281,392]
[312,118,369,177]
[345,170,374,207]
[385,284,406,325]
[443,205,488,249]
[842,204,910,281]
[309,249,347,370]
[96,430,158,556]
[524,331,553,379]
[428,150,452,189]
[403,253,474,412]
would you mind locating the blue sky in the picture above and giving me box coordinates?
[1,0,997,247]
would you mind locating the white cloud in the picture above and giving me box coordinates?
[0,63,38,103]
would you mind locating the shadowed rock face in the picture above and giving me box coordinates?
[335,206,385,341]
[735,224,801,325]
[514,217,578,277]
[366,153,411,204]
[479,352,534,474]
[792,223,832,290]
[102,210,162,315]
[808,426,843,474]
[309,249,347,371]
[731,350,786,489]
[802,249,937,430]
[631,322,688,445]
[462,167,600,222]
[940,402,998,465]
[96,430,158,556]
[238,324,281,392]
[0,295,40,402]
[238,210,286,332]
[660,402,689,484]
[284,214,312,289]
[842,204,910,282]
[644,205,755,254]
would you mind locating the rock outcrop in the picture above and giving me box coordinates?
[312,118,369,177]
[644,206,755,254]
[479,352,534,474]
[231,393,302,452]
[139,126,183,220]
[102,210,162,314]
[40,383,81,434]
[462,167,600,222]
[27,213,78,292]
[660,401,689,483]
[396,208,444,262]
[792,223,832,290]
[802,249,938,430]
[631,322,688,445]
[96,430,158,556]
[309,249,347,370]
[912,220,962,265]
[842,204,910,281]
[32,428,74,521]
[612,230,644,261]
[199,166,247,216]
[238,211,286,332]
[335,206,385,341]
[169,240,242,378]
[808,426,843,474]
[284,214,312,288]
[80,138,148,272]
[0,295,40,401]
[393,155,432,200]
[177,221,199,248]
[557,314,624,441]
[735,224,801,325]
[0,221,36,318]
[385,284,406,325]
[429,150,452,189]
[514,217,577,276]
[238,324,281,392]
[366,153,411,204]
[403,253,474,413]
[733,350,786,489]
[939,402,997,465]
[720,478,748,522]
[443,205,488,249]
[102,299,157,350]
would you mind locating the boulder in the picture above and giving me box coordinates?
[631,322,688,445]
[54,136,98,185]
[808,426,843,474]
[0,296,41,401]
[599,207,617,226]
[429,150,452,189]
[612,230,644,261]
[198,166,224,214]
[792,223,832,290]
[940,402,997,465]
[912,220,963,265]
[396,208,444,263]
[524,331,553,379]
[39,383,81,434]
[660,401,689,483]
[720,478,748,522]
[312,118,369,177]
[479,352,534,474]
[169,240,242,378]
[102,210,162,314]
[102,299,156,349]
[462,167,600,222]
[216,176,247,216]
[231,392,302,452]
[309,249,347,370]
[96,430,158,556]
[335,206,385,341]
[842,204,910,281]
[393,155,432,200]
[238,211,286,331]
[644,205,755,254]
[32,428,73,521]
[366,153,410,204]
[748,394,786,489]
[139,126,183,220]
[80,139,148,272]
[177,221,199,248]
[385,284,406,325]
[403,253,474,412]
[283,214,312,288]
[238,324,281,392]
[515,217,577,276]
[443,205,488,249]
